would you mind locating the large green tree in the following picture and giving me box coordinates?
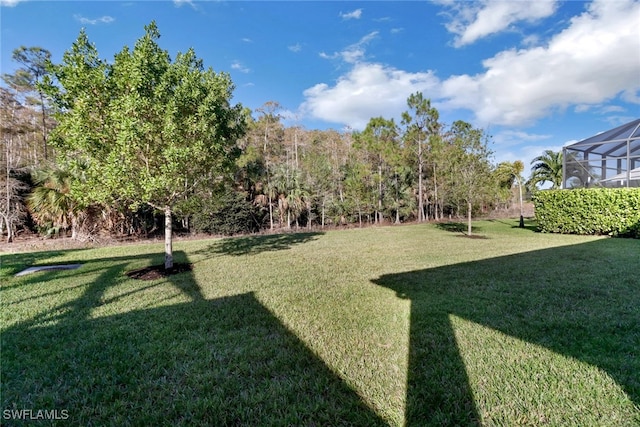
[43,22,245,269]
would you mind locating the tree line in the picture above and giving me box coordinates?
[2,23,562,257]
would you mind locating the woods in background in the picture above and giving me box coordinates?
[2,33,528,244]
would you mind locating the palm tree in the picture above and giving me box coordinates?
[496,160,526,227]
[269,164,292,228]
[529,150,563,190]
[28,167,81,238]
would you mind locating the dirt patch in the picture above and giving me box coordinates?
[126,263,193,281]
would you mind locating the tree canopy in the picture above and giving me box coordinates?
[42,22,246,268]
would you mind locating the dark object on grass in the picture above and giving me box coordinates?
[126,263,193,281]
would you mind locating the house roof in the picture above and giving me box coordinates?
[565,118,640,158]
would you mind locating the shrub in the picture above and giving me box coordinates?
[185,190,264,236]
[533,188,640,238]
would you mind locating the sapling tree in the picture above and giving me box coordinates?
[42,22,245,269]
[446,121,495,236]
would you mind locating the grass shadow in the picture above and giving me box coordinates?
[198,231,324,257]
[434,222,481,235]
[2,249,385,426]
[1,250,168,290]
[373,238,640,425]
[488,218,540,232]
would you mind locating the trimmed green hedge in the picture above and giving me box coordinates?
[533,188,640,238]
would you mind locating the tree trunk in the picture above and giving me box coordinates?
[418,141,424,222]
[467,201,472,236]
[433,164,439,221]
[378,163,383,224]
[39,91,48,161]
[71,217,78,240]
[268,194,274,230]
[164,206,173,270]
[518,179,525,228]
[3,216,13,243]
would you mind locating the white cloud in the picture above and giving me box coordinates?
[319,31,379,64]
[443,0,558,47]
[302,63,440,130]
[231,61,250,74]
[521,34,541,48]
[492,130,552,147]
[0,0,25,7]
[340,8,362,20]
[600,105,625,114]
[440,0,640,126]
[603,115,636,127]
[303,0,639,131]
[288,43,302,53]
[74,14,115,25]
[174,0,196,9]
[242,38,253,43]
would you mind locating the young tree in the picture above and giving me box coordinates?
[43,22,245,269]
[446,121,495,236]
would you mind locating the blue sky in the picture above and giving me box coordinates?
[2,0,639,177]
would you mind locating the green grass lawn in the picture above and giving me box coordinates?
[2,220,639,426]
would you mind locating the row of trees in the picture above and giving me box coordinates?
[1,23,560,266]
[1,46,55,243]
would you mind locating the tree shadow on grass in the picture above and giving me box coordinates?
[435,222,482,235]
[487,218,539,232]
[2,250,385,426]
[1,250,167,291]
[1,248,91,281]
[197,231,324,257]
[373,238,640,425]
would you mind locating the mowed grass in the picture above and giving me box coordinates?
[1,220,639,426]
